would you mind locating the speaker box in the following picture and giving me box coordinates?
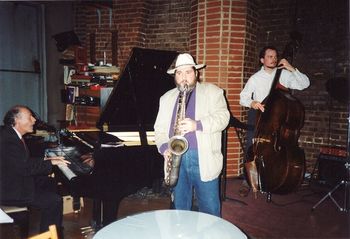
[317,153,348,185]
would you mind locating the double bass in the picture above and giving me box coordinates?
[245,43,306,199]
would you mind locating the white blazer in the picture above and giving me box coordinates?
[154,82,230,181]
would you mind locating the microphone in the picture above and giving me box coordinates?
[34,119,57,132]
[30,110,57,132]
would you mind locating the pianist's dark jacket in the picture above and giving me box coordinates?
[0,125,52,205]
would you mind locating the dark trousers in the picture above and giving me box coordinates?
[242,109,257,183]
[244,109,257,162]
[30,177,63,233]
[4,177,63,237]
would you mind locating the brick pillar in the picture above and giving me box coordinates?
[190,0,253,177]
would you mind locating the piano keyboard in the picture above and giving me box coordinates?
[46,150,77,180]
[46,145,93,180]
[57,164,77,180]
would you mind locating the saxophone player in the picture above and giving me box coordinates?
[154,53,230,217]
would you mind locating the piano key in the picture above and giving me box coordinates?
[57,164,77,180]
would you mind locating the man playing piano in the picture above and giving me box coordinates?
[154,53,230,217]
[0,105,69,238]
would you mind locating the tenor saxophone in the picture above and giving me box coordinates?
[165,85,189,187]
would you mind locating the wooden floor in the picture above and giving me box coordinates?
[3,177,350,239]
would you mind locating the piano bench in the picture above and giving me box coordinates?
[1,205,29,238]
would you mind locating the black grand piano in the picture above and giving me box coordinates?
[54,48,178,228]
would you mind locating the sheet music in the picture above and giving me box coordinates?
[101,142,125,148]
[106,131,156,146]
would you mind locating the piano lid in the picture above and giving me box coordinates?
[97,48,178,132]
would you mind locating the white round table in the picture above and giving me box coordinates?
[93,209,247,239]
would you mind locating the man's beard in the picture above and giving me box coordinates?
[176,82,195,93]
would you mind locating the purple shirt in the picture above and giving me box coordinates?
[169,87,202,150]
[159,87,203,154]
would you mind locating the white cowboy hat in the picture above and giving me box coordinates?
[167,53,206,74]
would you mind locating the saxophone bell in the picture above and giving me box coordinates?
[168,135,188,156]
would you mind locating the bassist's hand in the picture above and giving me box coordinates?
[251,101,265,112]
[278,58,296,72]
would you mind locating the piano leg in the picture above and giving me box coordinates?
[92,199,102,229]
[102,199,120,226]
[80,199,105,236]
[92,198,121,229]
[80,199,101,236]
[73,197,81,211]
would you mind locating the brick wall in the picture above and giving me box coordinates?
[144,0,191,51]
[73,0,349,177]
[241,0,259,170]
[74,0,190,69]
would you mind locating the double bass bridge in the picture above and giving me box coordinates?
[253,137,271,144]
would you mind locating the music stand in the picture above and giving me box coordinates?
[312,115,350,212]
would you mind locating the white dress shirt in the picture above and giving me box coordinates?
[240,66,310,108]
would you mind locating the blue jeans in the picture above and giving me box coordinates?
[173,149,221,217]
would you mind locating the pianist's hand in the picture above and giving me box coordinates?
[45,156,70,166]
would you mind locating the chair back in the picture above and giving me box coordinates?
[28,225,58,239]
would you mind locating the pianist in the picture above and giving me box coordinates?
[0,105,69,237]
[154,53,230,217]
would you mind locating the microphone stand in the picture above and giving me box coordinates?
[220,116,249,206]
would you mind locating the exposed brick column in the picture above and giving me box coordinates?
[190,0,253,177]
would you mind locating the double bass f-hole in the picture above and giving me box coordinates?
[272,132,281,152]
